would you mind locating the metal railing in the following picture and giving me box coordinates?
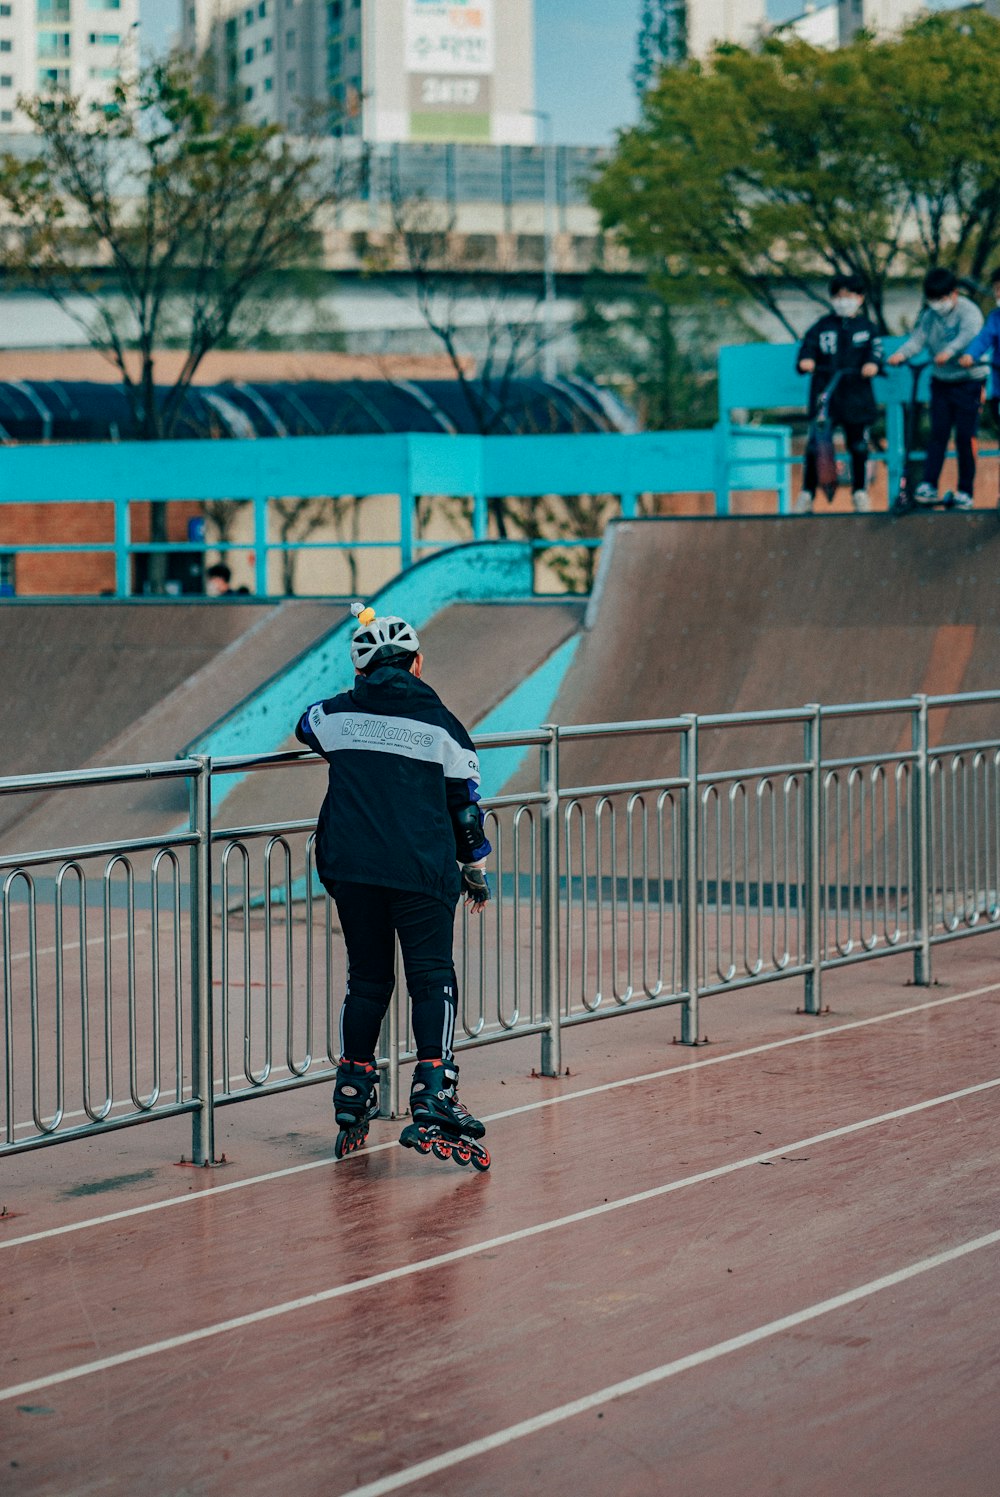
[3,691,999,1161]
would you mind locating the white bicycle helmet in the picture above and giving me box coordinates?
[349,601,420,673]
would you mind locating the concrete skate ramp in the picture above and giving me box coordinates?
[1,600,582,851]
[549,514,1000,788]
[0,600,344,848]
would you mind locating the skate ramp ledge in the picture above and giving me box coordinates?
[475,633,581,794]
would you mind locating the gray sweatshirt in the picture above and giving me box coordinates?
[894,295,989,381]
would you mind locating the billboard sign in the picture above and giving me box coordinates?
[405,0,495,76]
[405,0,494,140]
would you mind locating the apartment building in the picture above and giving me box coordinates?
[685,0,767,56]
[182,0,536,144]
[790,0,1000,47]
[0,0,139,131]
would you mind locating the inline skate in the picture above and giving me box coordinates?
[399,1059,490,1172]
[333,1058,379,1159]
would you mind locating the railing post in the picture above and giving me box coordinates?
[472,488,489,540]
[252,495,269,597]
[189,756,216,1165]
[114,495,131,598]
[680,714,700,1044]
[911,694,932,985]
[803,705,823,1015]
[539,725,561,1077]
[399,487,415,572]
[379,987,400,1120]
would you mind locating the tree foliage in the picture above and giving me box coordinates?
[593,12,1000,334]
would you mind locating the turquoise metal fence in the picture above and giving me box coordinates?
[717,340,1000,498]
[0,426,792,597]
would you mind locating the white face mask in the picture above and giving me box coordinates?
[832,295,862,317]
[928,298,954,314]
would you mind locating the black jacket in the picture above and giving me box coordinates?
[797,313,884,423]
[295,667,490,905]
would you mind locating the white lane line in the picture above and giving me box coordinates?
[1,1072,998,1403]
[339,1227,1000,1497]
[487,979,1000,1124]
[7,930,133,964]
[3,979,998,1252]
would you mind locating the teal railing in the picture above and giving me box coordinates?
[0,426,791,597]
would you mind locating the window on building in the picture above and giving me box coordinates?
[328,0,341,20]
[88,32,120,44]
[285,29,295,46]
[38,66,70,86]
[38,31,71,55]
[263,35,272,53]
[0,74,11,86]
[263,75,272,91]
[328,41,340,69]
[89,65,116,78]
[38,0,72,15]
[0,39,10,51]
[244,6,253,22]
[286,68,296,88]
[244,45,253,63]
[0,109,12,123]
[0,553,15,597]
[244,84,253,100]
[0,5,11,15]
[258,0,266,14]
[347,32,356,49]
[88,0,122,8]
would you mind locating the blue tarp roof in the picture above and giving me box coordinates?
[0,376,635,443]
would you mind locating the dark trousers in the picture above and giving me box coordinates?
[804,419,870,493]
[330,881,459,1064]
[924,379,984,495]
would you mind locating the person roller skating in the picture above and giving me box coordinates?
[295,600,493,1169]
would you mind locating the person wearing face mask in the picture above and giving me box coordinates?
[886,267,988,510]
[795,273,884,514]
[957,266,1000,456]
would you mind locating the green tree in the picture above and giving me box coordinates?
[593,13,1000,335]
[870,11,1000,286]
[0,56,352,589]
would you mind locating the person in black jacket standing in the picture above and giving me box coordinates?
[795,273,884,513]
[295,601,493,1168]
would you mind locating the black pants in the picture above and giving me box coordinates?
[330,881,459,1064]
[924,379,983,495]
[804,419,870,494]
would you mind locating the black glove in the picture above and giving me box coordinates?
[460,865,491,908]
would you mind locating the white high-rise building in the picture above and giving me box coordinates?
[685,0,767,58]
[182,0,536,144]
[838,0,930,40]
[784,1,999,48]
[0,0,139,133]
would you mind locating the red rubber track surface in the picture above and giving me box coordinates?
[2,937,999,1497]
